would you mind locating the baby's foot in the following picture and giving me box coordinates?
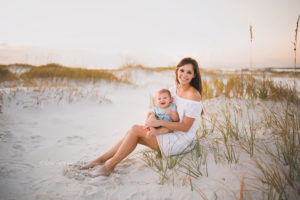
[80,161,103,170]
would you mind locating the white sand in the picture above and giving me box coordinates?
[0,69,299,199]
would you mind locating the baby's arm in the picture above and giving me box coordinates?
[166,109,179,122]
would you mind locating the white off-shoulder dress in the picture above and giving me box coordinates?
[155,88,203,157]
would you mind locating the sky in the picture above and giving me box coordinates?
[0,0,299,69]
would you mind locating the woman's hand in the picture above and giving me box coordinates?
[145,113,161,127]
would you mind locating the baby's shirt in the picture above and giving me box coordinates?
[152,103,177,122]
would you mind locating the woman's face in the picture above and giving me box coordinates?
[177,64,195,86]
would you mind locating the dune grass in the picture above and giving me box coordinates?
[0,63,132,84]
[201,74,300,105]
[253,101,300,199]
[1,62,300,88]
[0,67,18,82]
[1,62,299,199]
[293,15,300,91]
[140,82,300,199]
[1,63,34,69]
[249,24,254,69]
[115,64,175,72]
[2,62,300,84]
[19,63,128,83]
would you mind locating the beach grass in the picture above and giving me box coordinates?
[0,67,19,82]
[1,63,300,85]
[201,74,300,105]
[1,62,300,199]
[292,15,300,91]
[115,63,175,72]
[20,63,128,83]
[139,77,300,199]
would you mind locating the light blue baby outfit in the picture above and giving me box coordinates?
[152,103,177,122]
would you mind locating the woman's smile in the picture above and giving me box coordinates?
[179,77,189,82]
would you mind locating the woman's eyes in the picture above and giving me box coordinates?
[180,69,192,74]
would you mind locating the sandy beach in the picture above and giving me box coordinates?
[1,0,299,199]
[0,66,299,200]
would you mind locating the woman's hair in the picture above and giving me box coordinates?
[175,57,202,95]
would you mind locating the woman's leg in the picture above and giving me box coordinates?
[82,125,159,170]
[93,125,159,176]
[81,138,124,169]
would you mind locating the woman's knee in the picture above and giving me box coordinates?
[131,124,140,131]
[129,124,144,136]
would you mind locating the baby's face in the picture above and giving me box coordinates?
[156,92,172,109]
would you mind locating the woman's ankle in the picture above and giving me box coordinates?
[101,164,114,175]
[103,161,115,171]
[94,157,105,164]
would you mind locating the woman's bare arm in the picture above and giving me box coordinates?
[154,127,172,135]
[146,115,195,132]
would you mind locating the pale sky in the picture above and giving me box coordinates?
[0,0,299,69]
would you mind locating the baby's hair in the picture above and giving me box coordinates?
[150,89,172,107]
[157,89,171,97]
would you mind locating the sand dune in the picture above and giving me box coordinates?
[0,67,299,199]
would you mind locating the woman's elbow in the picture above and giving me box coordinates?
[182,125,192,132]
[181,119,194,132]
[182,128,189,132]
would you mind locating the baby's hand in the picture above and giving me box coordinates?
[166,109,179,122]
[143,126,152,136]
[165,109,173,115]
[146,127,155,138]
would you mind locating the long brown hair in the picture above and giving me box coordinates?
[175,57,202,95]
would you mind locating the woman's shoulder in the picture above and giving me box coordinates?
[186,87,201,101]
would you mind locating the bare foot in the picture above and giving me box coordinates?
[80,160,104,170]
[88,165,113,177]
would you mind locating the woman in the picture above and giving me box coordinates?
[82,57,203,176]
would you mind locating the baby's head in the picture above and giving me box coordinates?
[155,89,172,109]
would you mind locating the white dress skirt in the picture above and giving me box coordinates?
[155,88,203,157]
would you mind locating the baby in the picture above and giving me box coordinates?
[145,89,179,137]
